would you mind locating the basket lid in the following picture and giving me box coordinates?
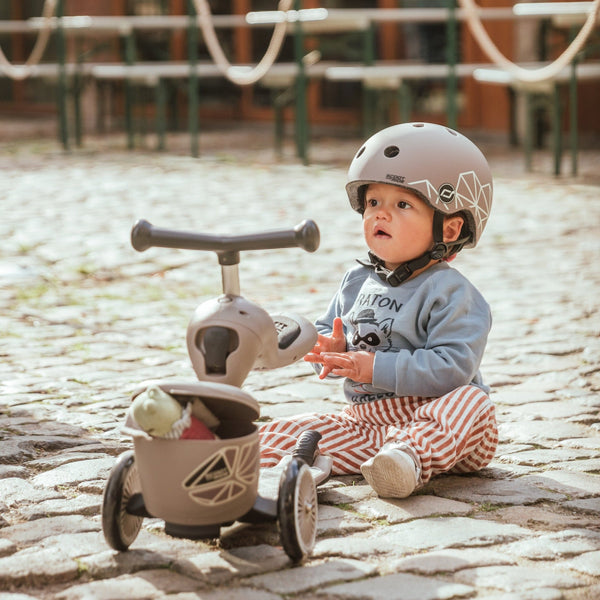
[132,380,260,422]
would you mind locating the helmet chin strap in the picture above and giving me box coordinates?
[361,212,470,287]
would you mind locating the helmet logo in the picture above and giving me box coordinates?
[386,174,406,184]
[438,183,455,204]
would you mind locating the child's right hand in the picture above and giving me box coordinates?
[304,317,346,378]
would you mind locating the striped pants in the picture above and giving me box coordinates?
[259,385,498,484]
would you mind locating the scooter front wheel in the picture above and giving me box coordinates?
[278,457,318,562]
[102,450,144,551]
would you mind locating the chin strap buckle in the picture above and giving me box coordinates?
[429,243,449,261]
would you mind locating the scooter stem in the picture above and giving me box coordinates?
[221,264,240,296]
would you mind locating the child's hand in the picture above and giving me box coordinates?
[304,317,346,378]
[315,350,374,383]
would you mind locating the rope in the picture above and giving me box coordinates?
[458,0,600,82]
[192,0,292,86]
[0,0,57,80]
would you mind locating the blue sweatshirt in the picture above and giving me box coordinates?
[314,261,491,403]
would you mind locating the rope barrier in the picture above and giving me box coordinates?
[0,0,57,80]
[458,0,600,82]
[192,0,292,86]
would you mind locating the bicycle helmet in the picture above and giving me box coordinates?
[347,122,493,285]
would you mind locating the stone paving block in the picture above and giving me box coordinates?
[495,447,593,466]
[427,475,566,505]
[53,574,164,600]
[498,529,600,560]
[37,531,106,559]
[564,551,600,577]
[318,483,374,505]
[453,564,585,593]
[316,572,474,600]
[372,516,530,552]
[18,494,102,520]
[31,457,116,488]
[388,548,515,575]
[166,589,282,600]
[0,465,28,480]
[564,497,600,514]
[491,505,597,531]
[315,516,530,558]
[316,504,372,536]
[0,539,16,558]
[521,471,600,498]
[245,558,377,594]
[0,478,63,509]
[0,516,99,545]
[472,589,564,600]
[0,548,80,587]
[172,544,289,585]
[78,548,174,580]
[498,420,591,444]
[353,494,473,524]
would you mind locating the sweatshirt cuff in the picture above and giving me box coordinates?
[372,352,401,394]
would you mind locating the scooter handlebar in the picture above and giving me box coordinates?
[131,219,320,255]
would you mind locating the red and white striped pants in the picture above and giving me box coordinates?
[259,385,498,483]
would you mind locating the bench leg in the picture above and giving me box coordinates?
[156,79,167,152]
[552,84,562,177]
[569,64,578,177]
[524,91,533,173]
[397,82,410,123]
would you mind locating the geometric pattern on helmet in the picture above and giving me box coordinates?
[409,170,493,241]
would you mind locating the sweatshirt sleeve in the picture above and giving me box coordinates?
[372,274,491,398]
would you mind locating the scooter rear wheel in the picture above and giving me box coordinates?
[278,458,318,562]
[102,450,143,551]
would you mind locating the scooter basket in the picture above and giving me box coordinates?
[126,381,260,527]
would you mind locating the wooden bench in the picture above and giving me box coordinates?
[89,59,358,153]
[325,62,493,133]
[474,62,600,175]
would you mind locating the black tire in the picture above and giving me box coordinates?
[102,450,143,551]
[278,457,318,562]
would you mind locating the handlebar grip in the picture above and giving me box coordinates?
[131,219,320,254]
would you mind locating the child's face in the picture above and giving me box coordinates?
[363,183,435,271]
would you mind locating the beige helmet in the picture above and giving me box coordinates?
[346,122,493,249]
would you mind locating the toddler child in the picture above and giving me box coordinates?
[259,122,498,498]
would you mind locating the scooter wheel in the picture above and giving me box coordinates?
[278,457,318,562]
[102,450,143,551]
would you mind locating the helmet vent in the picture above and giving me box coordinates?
[446,128,458,136]
[356,146,366,159]
[384,146,399,158]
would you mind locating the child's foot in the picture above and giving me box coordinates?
[360,445,420,498]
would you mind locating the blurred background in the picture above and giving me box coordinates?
[1,0,598,168]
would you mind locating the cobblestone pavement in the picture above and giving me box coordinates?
[1,129,599,599]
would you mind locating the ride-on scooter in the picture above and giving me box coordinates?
[102,219,324,562]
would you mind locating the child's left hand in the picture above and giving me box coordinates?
[313,350,374,383]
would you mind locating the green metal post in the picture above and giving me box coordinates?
[552,84,562,176]
[398,82,411,123]
[56,0,69,150]
[188,0,199,158]
[74,40,83,147]
[362,21,377,136]
[294,0,308,165]
[524,92,533,172]
[569,28,579,177]
[156,78,167,151]
[124,30,136,150]
[445,0,458,130]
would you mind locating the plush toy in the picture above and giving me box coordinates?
[131,385,219,440]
